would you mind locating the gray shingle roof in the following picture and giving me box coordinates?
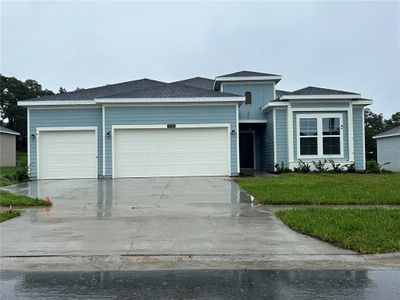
[216,70,280,78]
[374,125,400,138]
[289,86,359,96]
[100,83,241,99]
[19,79,167,102]
[0,125,20,135]
[172,77,214,90]
[276,90,291,97]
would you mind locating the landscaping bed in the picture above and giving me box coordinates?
[0,152,29,187]
[0,191,51,207]
[0,190,51,223]
[276,207,400,254]
[0,210,21,223]
[236,173,400,205]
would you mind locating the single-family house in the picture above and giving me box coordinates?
[18,71,372,179]
[0,125,20,167]
[373,125,400,172]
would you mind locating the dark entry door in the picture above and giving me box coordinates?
[239,132,255,169]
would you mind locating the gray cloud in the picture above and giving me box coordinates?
[1,1,399,117]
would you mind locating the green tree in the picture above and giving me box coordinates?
[0,75,53,150]
[364,108,385,160]
[385,111,400,129]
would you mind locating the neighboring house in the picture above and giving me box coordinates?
[373,126,400,172]
[0,125,20,167]
[18,71,372,179]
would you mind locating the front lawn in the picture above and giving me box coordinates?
[276,207,400,254]
[0,191,51,207]
[236,173,400,205]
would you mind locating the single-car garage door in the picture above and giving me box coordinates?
[113,126,230,177]
[38,129,97,179]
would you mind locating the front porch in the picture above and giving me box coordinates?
[239,123,270,173]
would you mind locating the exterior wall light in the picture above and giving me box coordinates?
[231,130,236,136]
[105,131,111,139]
[30,134,36,140]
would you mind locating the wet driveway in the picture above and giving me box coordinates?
[0,177,353,257]
[1,269,399,299]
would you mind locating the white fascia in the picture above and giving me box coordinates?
[373,133,400,139]
[18,100,96,106]
[0,130,20,136]
[261,101,289,111]
[215,76,282,82]
[280,94,361,100]
[94,97,245,103]
[352,99,373,106]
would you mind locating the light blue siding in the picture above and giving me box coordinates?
[222,82,274,120]
[353,106,365,170]
[263,110,274,171]
[104,105,238,176]
[275,108,288,166]
[29,108,103,178]
[293,111,349,162]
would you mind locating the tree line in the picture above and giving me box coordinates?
[1,75,399,161]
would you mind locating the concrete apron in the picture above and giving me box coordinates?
[1,177,399,271]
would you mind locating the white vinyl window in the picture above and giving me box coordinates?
[297,114,344,158]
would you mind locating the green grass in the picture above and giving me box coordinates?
[276,207,400,254]
[0,152,28,187]
[236,173,400,205]
[0,210,21,222]
[0,191,51,207]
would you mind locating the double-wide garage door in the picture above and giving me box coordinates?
[113,127,230,177]
[37,126,230,179]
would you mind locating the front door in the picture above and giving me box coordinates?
[239,131,255,169]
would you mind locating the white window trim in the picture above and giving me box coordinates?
[111,123,232,178]
[36,126,98,180]
[296,113,344,159]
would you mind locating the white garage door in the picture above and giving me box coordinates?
[113,127,230,177]
[38,129,97,179]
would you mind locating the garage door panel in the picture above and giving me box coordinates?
[114,127,229,177]
[38,130,97,179]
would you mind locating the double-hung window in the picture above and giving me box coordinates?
[297,114,343,158]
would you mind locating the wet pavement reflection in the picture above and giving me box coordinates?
[1,269,399,299]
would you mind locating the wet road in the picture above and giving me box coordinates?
[1,269,399,299]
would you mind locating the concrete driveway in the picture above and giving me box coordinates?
[1,177,353,259]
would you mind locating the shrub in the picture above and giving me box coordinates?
[327,158,344,173]
[294,160,311,173]
[347,162,356,173]
[3,168,29,183]
[274,161,291,174]
[312,159,328,172]
[366,160,390,174]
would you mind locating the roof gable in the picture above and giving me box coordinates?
[290,86,360,96]
[172,77,214,90]
[216,70,280,78]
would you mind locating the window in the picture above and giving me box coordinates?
[322,117,341,155]
[299,118,318,155]
[245,91,252,104]
[297,114,343,158]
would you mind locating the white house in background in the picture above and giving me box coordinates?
[373,125,400,172]
[0,125,20,167]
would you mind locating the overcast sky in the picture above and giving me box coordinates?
[1,1,399,117]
